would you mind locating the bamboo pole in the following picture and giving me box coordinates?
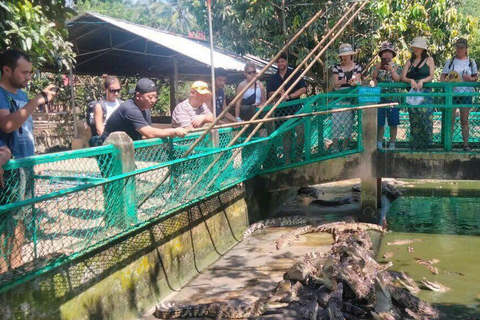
[180,2,369,200]
[182,8,327,156]
[136,7,327,208]
[190,102,397,133]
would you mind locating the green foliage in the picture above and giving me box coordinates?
[365,0,479,68]
[187,0,479,88]
[76,0,201,35]
[0,1,75,69]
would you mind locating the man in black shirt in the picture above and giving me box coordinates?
[266,52,307,163]
[267,52,307,106]
[100,78,187,143]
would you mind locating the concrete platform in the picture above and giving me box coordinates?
[140,180,367,319]
[141,226,334,319]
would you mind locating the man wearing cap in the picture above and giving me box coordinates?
[100,78,187,142]
[171,81,214,130]
[372,41,401,150]
[440,38,478,151]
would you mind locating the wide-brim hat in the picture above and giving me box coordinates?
[410,37,429,50]
[338,43,356,57]
[378,41,397,58]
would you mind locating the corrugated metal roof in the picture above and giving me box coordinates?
[67,12,274,76]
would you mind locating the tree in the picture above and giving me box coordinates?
[0,0,75,69]
[187,0,479,89]
[76,0,200,35]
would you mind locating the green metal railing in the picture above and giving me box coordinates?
[0,94,362,293]
[1,81,479,293]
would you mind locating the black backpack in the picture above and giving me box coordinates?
[448,57,474,72]
[85,100,107,136]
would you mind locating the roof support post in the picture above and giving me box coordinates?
[69,67,78,139]
[208,0,219,147]
[169,58,179,115]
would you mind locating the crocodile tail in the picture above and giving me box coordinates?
[153,303,212,319]
[244,216,308,238]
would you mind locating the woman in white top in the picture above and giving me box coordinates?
[94,76,122,136]
[236,62,266,121]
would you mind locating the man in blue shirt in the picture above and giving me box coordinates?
[0,49,57,272]
[211,68,236,124]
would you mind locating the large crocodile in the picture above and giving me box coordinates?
[153,297,269,319]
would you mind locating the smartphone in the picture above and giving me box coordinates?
[381,58,388,70]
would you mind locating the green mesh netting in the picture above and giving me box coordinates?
[0,82,479,292]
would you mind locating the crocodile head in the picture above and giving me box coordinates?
[421,278,450,293]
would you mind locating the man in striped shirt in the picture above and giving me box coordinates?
[171,81,214,130]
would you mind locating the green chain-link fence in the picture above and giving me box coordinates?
[2,82,479,293]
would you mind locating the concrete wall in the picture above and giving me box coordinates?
[256,153,363,192]
[377,152,480,180]
[0,186,248,320]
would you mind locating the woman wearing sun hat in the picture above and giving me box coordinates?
[401,36,435,150]
[372,41,401,150]
[330,43,363,152]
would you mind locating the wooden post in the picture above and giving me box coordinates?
[169,58,179,115]
[360,108,379,223]
[103,132,137,228]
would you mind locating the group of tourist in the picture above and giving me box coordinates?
[368,37,477,151]
[0,35,478,270]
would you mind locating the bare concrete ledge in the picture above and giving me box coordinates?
[377,152,480,180]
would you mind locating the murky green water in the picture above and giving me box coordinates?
[378,195,480,319]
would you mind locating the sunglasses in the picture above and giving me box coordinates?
[109,89,121,94]
[247,70,257,75]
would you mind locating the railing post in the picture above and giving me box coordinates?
[103,132,137,228]
[444,84,453,151]
[360,107,380,223]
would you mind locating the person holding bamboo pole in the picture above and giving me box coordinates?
[331,43,362,152]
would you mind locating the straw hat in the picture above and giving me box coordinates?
[410,37,429,50]
[338,43,356,57]
[378,41,397,58]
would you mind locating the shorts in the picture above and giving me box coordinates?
[454,96,473,106]
[378,107,400,127]
[0,167,34,238]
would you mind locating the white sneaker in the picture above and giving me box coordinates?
[388,143,396,150]
[377,142,384,150]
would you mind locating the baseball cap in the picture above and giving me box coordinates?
[130,78,157,95]
[191,81,211,95]
[455,38,468,48]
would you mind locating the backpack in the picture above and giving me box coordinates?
[85,99,107,136]
[448,57,474,73]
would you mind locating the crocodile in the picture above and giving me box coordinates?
[421,278,450,293]
[397,271,421,293]
[387,238,423,246]
[298,186,324,199]
[311,196,354,207]
[284,260,318,282]
[387,285,439,318]
[304,251,328,263]
[271,280,304,303]
[383,251,395,259]
[243,215,308,238]
[275,225,313,250]
[327,283,345,320]
[352,183,403,201]
[153,297,269,319]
